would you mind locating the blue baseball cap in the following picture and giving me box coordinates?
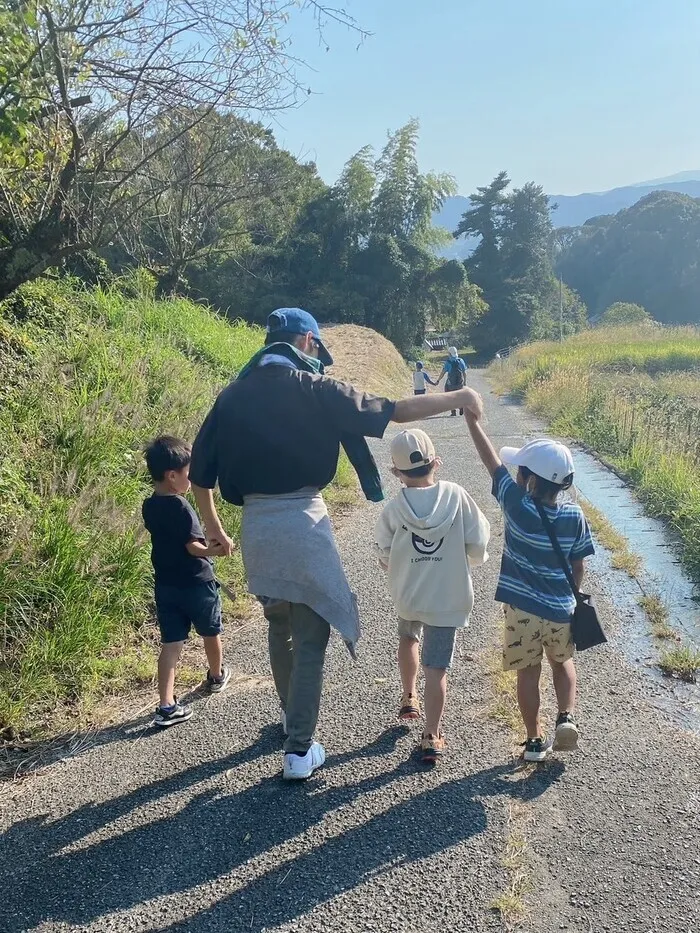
[266,307,333,367]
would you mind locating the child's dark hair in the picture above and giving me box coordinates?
[416,361,423,369]
[145,435,191,481]
[519,466,574,499]
[398,460,435,479]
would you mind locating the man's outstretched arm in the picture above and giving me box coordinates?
[392,386,482,423]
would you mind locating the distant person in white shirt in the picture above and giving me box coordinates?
[412,361,437,395]
[375,428,490,765]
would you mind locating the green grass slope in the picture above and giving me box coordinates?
[0,277,262,735]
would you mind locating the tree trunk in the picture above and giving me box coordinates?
[0,226,81,302]
[155,266,188,298]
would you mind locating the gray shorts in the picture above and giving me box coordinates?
[398,619,458,670]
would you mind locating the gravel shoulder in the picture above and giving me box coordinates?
[1,372,698,933]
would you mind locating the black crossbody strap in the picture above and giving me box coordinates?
[534,499,580,600]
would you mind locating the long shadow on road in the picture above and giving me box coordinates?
[1,725,564,932]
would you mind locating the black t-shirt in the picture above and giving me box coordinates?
[141,494,214,587]
[189,366,396,504]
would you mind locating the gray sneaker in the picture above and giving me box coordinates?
[553,712,579,751]
[207,666,232,693]
[522,735,553,762]
[154,701,193,728]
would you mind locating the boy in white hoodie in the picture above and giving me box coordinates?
[375,429,490,763]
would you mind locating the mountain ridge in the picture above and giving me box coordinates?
[434,172,700,259]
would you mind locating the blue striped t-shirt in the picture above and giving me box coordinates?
[491,465,595,623]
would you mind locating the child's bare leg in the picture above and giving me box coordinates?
[516,663,542,737]
[550,657,576,713]
[203,634,223,679]
[398,635,420,697]
[423,666,447,736]
[158,641,184,707]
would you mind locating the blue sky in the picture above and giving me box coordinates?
[272,0,700,195]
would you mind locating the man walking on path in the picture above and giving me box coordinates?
[439,347,468,416]
[189,308,482,780]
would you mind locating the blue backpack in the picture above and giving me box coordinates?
[446,357,466,387]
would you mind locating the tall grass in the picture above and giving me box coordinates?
[0,280,262,733]
[494,326,700,583]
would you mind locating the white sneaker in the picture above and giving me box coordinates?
[283,741,325,780]
[280,709,287,735]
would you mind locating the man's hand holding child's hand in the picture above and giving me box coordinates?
[456,388,483,421]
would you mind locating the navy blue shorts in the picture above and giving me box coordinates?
[155,580,223,643]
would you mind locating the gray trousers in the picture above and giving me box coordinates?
[264,601,331,755]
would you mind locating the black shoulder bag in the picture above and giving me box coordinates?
[534,501,607,651]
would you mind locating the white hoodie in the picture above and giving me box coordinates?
[375,480,490,628]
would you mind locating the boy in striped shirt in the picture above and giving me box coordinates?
[465,411,594,761]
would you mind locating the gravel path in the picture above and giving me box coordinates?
[1,373,698,933]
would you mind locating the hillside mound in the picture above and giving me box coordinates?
[322,324,410,399]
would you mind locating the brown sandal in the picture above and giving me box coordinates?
[398,693,421,720]
[420,733,446,764]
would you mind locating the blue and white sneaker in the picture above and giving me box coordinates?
[154,700,193,728]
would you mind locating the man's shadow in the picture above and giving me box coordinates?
[1,724,563,931]
[163,755,565,933]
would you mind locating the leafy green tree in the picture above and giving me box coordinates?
[557,191,700,325]
[598,302,652,327]
[202,121,481,351]
[454,170,510,293]
[0,1,43,157]
[499,183,553,288]
[114,112,322,296]
[0,0,363,300]
[463,176,586,351]
[335,146,376,245]
[529,283,588,341]
[373,120,457,249]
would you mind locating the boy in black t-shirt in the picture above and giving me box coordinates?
[142,436,230,727]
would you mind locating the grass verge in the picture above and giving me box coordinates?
[578,498,641,577]
[638,594,676,640]
[485,636,546,929]
[0,281,411,738]
[490,801,533,926]
[493,326,700,586]
[486,647,520,732]
[658,645,700,683]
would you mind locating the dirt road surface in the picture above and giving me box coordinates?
[2,372,698,933]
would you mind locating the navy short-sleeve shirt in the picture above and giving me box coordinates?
[142,494,214,587]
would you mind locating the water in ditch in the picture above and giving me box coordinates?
[572,447,700,733]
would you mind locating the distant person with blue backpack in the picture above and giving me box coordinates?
[440,347,468,416]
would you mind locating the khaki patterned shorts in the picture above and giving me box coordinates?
[502,605,574,671]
